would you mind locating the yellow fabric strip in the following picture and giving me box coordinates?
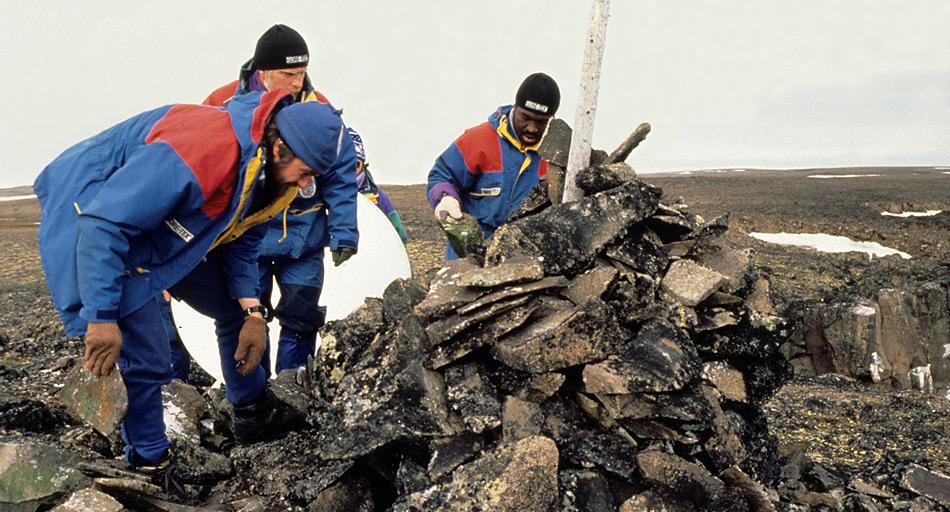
[209,149,299,250]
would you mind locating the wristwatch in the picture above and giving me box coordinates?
[243,305,268,318]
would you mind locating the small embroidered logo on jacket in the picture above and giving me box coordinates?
[164,219,194,242]
[524,100,549,113]
[285,55,309,64]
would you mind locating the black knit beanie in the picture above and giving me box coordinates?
[515,73,560,115]
[254,24,309,70]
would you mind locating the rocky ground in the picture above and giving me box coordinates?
[1,168,948,510]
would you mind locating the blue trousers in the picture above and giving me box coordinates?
[258,250,326,373]
[120,258,267,465]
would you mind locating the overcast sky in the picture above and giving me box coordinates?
[1,1,948,189]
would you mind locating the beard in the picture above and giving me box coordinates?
[263,159,292,200]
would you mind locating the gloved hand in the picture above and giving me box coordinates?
[434,195,463,223]
[332,247,357,266]
[234,316,267,376]
[84,321,122,376]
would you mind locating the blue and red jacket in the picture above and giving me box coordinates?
[34,90,305,336]
[205,61,357,260]
[427,105,548,242]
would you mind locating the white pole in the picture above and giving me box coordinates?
[562,0,611,203]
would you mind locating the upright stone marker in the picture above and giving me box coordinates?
[563,0,611,203]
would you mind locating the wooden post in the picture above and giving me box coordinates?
[562,0,611,203]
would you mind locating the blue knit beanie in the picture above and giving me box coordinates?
[274,102,344,173]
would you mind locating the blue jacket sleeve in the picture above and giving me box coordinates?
[426,142,474,208]
[75,144,202,323]
[213,221,266,300]
[318,129,359,251]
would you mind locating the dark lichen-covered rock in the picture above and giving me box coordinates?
[492,299,625,373]
[428,303,537,369]
[395,436,559,512]
[226,431,353,507]
[486,180,662,276]
[506,181,552,224]
[383,277,428,326]
[635,450,726,506]
[606,226,670,277]
[542,396,639,480]
[583,321,701,394]
[312,297,386,401]
[444,363,502,434]
[575,163,637,194]
[312,316,456,460]
[559,470,614,512]
[427,431,485,481]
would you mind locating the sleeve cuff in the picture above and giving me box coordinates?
[427,182,460,209]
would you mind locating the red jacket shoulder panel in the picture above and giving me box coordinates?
[455,122,502,174]
[145,105,240,219]
[203,80,239,107]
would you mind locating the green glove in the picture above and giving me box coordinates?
[387,211,409,246]
[331,247,357,267]
[439,214,483,258]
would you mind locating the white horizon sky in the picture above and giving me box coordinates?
[1,1,948,188]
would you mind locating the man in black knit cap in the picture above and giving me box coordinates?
[426,73,560,259]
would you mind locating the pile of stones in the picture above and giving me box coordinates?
[216,167,795,510]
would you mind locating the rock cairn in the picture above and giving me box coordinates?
[216,164,795,510]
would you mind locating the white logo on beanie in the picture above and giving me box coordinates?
[285,55,308,64]
[524,100,549,113]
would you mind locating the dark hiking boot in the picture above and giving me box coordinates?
[232,387,281,445]
[132,451,189,501]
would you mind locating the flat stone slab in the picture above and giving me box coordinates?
[456,276,567,316]
[52,488,123,512]
[559,470,614,512]
[428,304,537,369]
[414,259,487,320]
[426,295,531,346]
[0,443,89,509]
[457,257,544,288]
[55,360,127,438]
[428,431,485,481]
[501,395,543,443]
[636,450,725,505]
[902,464,950,508]
[562,266,619,306]
[694,246,753,294]
[702,362,748,402]
[492,299,623,373]
[659,259,728,306]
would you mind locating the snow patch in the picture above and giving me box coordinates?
[880,210,941,217]
[749,232,911,259]
[852,305,876,316]
[0,194,36,202]
[807,174,881,179]
[942,344,950,360]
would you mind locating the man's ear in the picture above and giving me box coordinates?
[271,140,282,162]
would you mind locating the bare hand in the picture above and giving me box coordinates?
[84,322,122,376]
[234,316,267,376]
